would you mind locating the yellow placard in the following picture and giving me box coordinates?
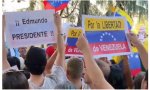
[84,18,125,31]
[68,28,82,38]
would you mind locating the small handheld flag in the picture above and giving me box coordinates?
[43,0,70,12]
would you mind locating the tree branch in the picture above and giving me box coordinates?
[61,1,79,18]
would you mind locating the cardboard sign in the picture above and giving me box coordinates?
[5,10,56,48]
[65,27,83,56]
[82,15,131,57]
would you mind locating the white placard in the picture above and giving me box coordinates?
[5,10,56,48]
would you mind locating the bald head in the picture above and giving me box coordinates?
[95,60,111,79]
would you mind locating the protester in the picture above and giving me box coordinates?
[95,59,111,80]
[127,32,148,70]
[76,34,113,89]
[55,81,76,89]
[18,47,27,69]
[127,32,148,89]
[44,50,57,75]
[24,13,67,89]
[141,70,148,89]
[3,70,29,89]
[133,72,145,89]
[7,56,21,70]
[66,58,90,89]
[96,59,127,89]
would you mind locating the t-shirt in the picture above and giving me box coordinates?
[28,65,67,89]
[81,78,91,89]
[67,78,91,89]
[18,57,25,70]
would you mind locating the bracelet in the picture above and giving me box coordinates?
[57,33,64,36]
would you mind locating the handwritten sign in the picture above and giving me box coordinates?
[4,10,56,48]
[65,27,83,56]
[82,15,131,57]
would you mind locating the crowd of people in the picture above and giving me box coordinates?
[2,14,148,89]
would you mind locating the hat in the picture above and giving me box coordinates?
[46,46,55,57]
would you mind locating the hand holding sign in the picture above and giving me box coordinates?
[65,27,84,56]
[127,32,142,47]
[82,15,131,57]
[76,34,90,53]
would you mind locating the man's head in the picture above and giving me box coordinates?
[95,59,111,79]
[141,70,148,89]
[134,72,145,89]
[98,57,112,66]
[3,70,29,89]
[18,47,27,57]
[67,58,83,80]
[25,46,47,75]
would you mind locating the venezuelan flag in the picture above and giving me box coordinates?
[114,7,133,31]
[128,53,142,77]
[43,0,70,12]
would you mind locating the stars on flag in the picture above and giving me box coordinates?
[128,53,139,59]
[99,32,117,42]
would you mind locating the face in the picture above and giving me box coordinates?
[18,47,27,56]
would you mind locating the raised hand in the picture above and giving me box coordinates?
[76,34,90,53]
[127,32,142,47]
[54,13,61,33]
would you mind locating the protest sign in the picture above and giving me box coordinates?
[65,27,83,56]
[4,10,56,48]
[82,15,132,57]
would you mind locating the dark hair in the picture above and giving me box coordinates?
[133,72,145,89]
[95,60,111,79]
[110,59,116,64]
[145,70,148,88]
[7,56,21,70]
[67,58,83,79]
[145,70,148,81]
[3,70,29,89]
[55,81,76,89]
[25,46,47,75]
[108,65,127,89]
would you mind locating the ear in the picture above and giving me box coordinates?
[66,69,70,76]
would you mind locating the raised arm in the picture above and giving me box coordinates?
[44,50,57,75]
[2,15,10,70]
[53,13,65,68]
[127,32,148,70]
[76,35,113,89]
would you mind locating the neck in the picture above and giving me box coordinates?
[20,55,26,59]
[29,74,44,87]
[68,77,82,89]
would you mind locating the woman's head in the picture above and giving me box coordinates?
[3,70,29,89]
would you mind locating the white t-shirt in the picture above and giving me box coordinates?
[81,78,91,89]
[28,65,67,89]
[18,57,25,70]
